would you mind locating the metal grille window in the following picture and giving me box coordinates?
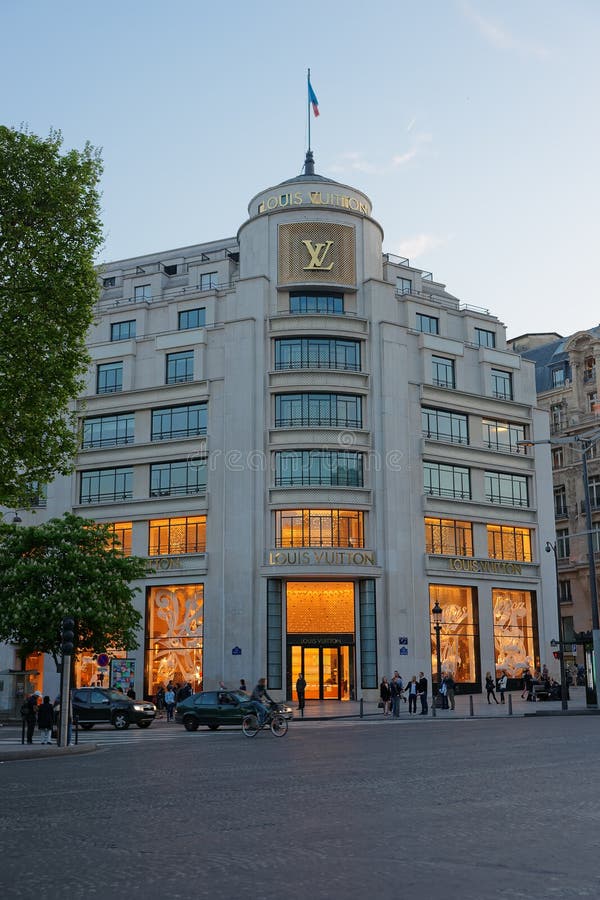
[134,284,151,301]
[422,407,468,444]
[482,418,525,453]
[554,486,567,517]
[80,467,133,504]
[359,579,378,689]
[484,471,528,507]
[475,328,496,348]
[289,292,344,315]
[491,368,513,400]
[432,355,455,389]
[487,525,532,561]
[425,517,473,556]
[416,313,439,334]
[266,579,283,690]
[148,515,206,555]
[97,362,123,394]
[274,337,360,371]
[275,393,362,428]
[108,522,132,555]
[150,459,207,496]
[552,367,566,387]
[26,481,47,508]
[396,277,412,295]
[166,351,194,384]
[151,403,207,441]
[110,320,136,341]
[556,528,570,559]
[82,413,134,449]
[178,308,206,330]
[275,509,364,548]
[424,462,471,500]
[275,450,364,487]
[558,581,572,603]
[199,272,218,291]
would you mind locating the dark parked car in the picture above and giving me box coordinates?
[70,687,157,730]
[175,690,293,731]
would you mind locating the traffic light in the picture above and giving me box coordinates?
[61,617,75,656]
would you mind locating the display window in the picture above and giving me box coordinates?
[146,585,204,700]
[492,589,538,677]
[429,585,480,685]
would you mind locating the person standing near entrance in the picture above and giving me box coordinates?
[164,685,175,722]
[497,670,508,704]
[37,695,55,744]
[406,676,418,714]
[417,672,428,715]
[295,672,306,710]
[21,691,41,744]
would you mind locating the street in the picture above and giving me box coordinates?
[1,715,599,899]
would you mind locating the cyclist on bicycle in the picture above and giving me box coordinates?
[249,677,274,725]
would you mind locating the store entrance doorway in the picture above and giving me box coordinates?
[288,644,353,701]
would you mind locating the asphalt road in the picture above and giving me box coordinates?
[1,716,598,900]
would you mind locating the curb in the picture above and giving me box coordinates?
[0,743,100,762]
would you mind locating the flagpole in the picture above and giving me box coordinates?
[307,68,311,153]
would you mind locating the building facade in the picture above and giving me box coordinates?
[0,161,559,710]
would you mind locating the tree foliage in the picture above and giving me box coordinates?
[0,514,147,668]
[0,126,103,507]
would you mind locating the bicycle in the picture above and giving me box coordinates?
[242,702,288,738]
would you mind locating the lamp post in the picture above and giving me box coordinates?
[545,540,569,710]
[432,600,443,698]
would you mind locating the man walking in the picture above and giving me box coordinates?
[417,672,428,715]
[295,672,306,711]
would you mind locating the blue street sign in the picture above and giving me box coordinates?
[399,647,409,656]
[398,636,408,645]
[232,646,242,656]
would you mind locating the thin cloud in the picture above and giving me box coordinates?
[394,233,451,262]
[330,133,431,176]
[459,1,551,59]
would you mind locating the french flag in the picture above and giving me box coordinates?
[308,77,320,117]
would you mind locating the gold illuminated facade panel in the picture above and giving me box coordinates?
[278,222,356,286]
[146,585,204,695]
[286,581,355,634]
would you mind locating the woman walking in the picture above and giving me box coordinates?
[485,671,499,704]
[379,676,391,716]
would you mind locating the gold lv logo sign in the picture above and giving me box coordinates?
[301,240,334,271]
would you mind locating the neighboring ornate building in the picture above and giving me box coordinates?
[0,155,558,712]
[511,327,600,668]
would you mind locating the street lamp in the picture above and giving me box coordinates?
[432,600,443,697]
[545,540,569,710]
[11,511,22,524]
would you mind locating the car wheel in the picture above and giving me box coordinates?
[136,721,152,729]
[208,724,220,731]
[242,714,259,737]
[113,712,130,730]
[270,714,288,737]
[79,723,94,730]
[183,716,199,732]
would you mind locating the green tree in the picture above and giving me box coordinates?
[0,514,147,669]
[0,126,103,507]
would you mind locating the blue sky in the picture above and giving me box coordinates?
[2,0,599,338]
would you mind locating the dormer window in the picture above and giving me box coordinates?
[552,367,566,388]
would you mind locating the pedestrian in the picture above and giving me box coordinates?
[444,672,456,710]
[417,672,428,715]
[239,679,248,694]
[21,691,41,744]
[127,686,136,699]
[379,676,391,716]
[406,676,418,714]
[156,685,165,717]
[164,685,175,722]
[295,672,306,710]
[497,670,508,704]
[37,695,55,744]
[390,671,403,717]
[485,671,499,704]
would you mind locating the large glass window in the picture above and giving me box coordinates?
[148,516,206,555]
[289,292,344,315]
[416,313,439,334]
[146,585,204,698]
[150,459,207,496]
[275,393,362,429]
[166,351,194,384]
[432,355,455,389]
[275,509,364,548]
[493,589,538,678]
[199,272,217,291]
[134,284,151,301]
[108,522,132,555]
[151,403,207,441]
[491,368,513,400]
[424,462,470,500]
[275,450,364,487]
[274,337,361,371]
[482,419,525,453]
[97,361,123,394]
[111,320,136,341]
[484,471,528,507]
[552,367,566,387]
[178,308,206,330]
[475,328,496,348]
[396,277,412,295]
[487,525,532,561]
[429,585,479,685]
[82,413,134,449]
[425,517,473,556]
[422,407,468,444]
[80,467,132,504]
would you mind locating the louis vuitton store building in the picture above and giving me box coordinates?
[4,155,560,706]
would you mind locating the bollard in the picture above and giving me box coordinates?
[359,697,364,719]
[74,715,79,744]
[432,696,437,717]
[508,694,513,716]
[469,695,474,717]
[21,715,25,745]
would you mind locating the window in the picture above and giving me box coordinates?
[482,419,525,453]
[110,320,136,341]
[275,393,362,429]
[554,486,567,517]
[556,528,570,559]
[274,337,361,372]
[592,525,600,554]
[424,462,471,500]
[149,516,206,555]
[484,471,528,507]
[199,272,218,291]
[396,277,412,295]
[550,403,565,433]
[493,589,538,678]
[588,475,600,509]
[178,308,206,330]
[416,313,439,335]
[275,450,364,487]
[151,403,207,441]
[587,391,598,413]
[475,328,496,348]
[82,413,134,449]
[150,459,207,497]
[289,292,344,315]
[103,276,116,288]
[97,362,123,394]
[425,518,473,556]
[584,357,596,383]
[552,367,566,388]
[552,448,564,469]
[134,284,151,301]
[422,408,468,444]
[80,467,133,504]
[558,581,572,604]
[491,369,513,400]
[166,351,194,384]
[275,509,364,548]
[25,481,47,508]
[432,356,455,389]
[163,264,177,276]
[487,525,532,561]
[108,522,132,556]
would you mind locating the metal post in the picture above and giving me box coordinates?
[547,541,568,710]
[508,694,513,716]
[469,695,474,717]
[581,444,600,708]
[432,696,436,717]
[359,697,363,719]
[58,657,71,748]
